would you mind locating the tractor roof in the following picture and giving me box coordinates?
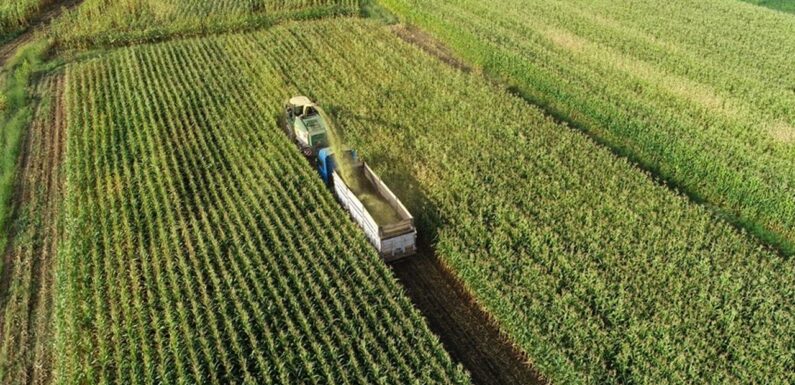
[289,96,315,107]
[302,115,326,134]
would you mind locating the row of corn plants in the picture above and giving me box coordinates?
[243,19,790,385]
[54,19,469,385]
[50,0,361,49]
[0,0,49,40]
[378,0,795,255]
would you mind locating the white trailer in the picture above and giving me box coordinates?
[331,163,417,261]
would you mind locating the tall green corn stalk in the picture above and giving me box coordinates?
[0,0,50,40]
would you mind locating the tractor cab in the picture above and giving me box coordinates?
[285,96,329,156]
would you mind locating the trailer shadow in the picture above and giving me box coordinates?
[329,110,545,385]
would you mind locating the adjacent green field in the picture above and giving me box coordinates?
[50,0,360,48]
[742,0,795,13]
[56,20,469,384]
[157,18,795,385]
[380,0,795,255]
[0,0,48,40]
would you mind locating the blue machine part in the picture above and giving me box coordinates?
[316,147,358,184]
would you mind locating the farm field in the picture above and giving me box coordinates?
[50,0,360,49]
[380,0,795,255]
[53,19,471,385]
[0,2,793,385]
[0,0,50,41]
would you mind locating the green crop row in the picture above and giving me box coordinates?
[231,18,788,385]
[50,0,361,49]
[0,0,48,40]
[55,20,469,385]
[379,0,795,256]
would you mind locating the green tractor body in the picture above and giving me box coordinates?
[284,96,329,156]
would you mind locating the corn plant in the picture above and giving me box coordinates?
[0,0,48,39]
[50,0,361,49]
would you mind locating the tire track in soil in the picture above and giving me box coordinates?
[0,0,82,67]
[0,72,66,385]
[388,23,545,385]
[390,250,545,385]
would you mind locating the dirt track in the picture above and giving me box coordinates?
[0,72,66,385]
[391,251,545,385]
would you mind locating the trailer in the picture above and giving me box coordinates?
[318,148,417,261]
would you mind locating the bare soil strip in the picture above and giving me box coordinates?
[0,72,66,385]
[0,0,82,67]
[391,251,545,385]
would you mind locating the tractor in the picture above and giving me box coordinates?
[284,96,329,157]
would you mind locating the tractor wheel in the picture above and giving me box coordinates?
[282,115,295,139]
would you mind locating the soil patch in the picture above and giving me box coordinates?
[391,250,545,385]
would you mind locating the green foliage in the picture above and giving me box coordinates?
[51,0,361,49]
[360,0,398,24]
[0,39,48,270]
[157,18,794,385]
[741,0,795,13]
[55,19,469,385]
[379,0,795,256]
[0,0,48,38]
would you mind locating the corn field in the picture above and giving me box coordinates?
[6,6,792,385]
[380,0,795,256]
[50,0,360,49]
[56,19,469,385]
[0,0,47,39]
[193,18,791,385]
